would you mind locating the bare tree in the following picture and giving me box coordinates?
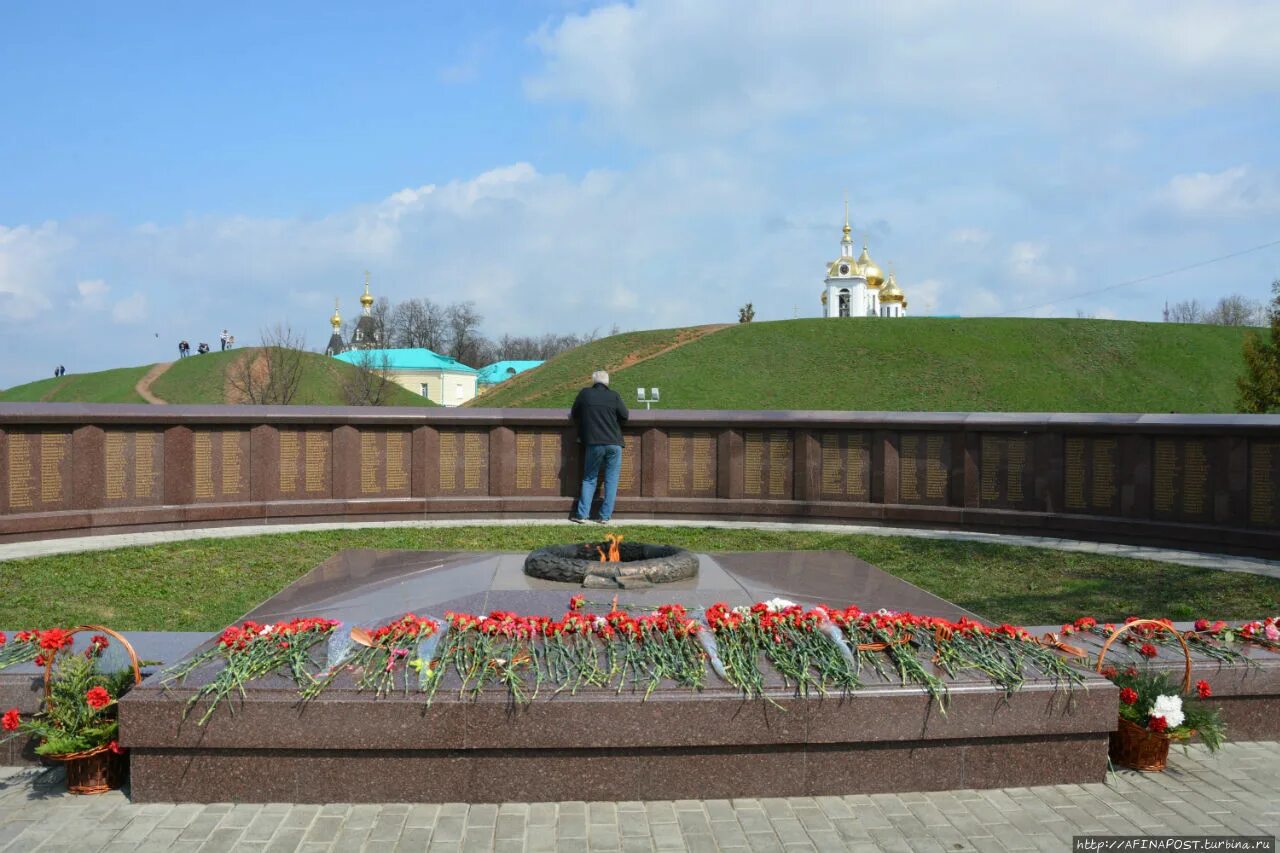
[389,298,449,351]
[1204,294,1264,327]
[226,324,308,405]
[1165,299,1203,323]
[446,301,485,366]
[371,296,392,345]
[339,349,400,406]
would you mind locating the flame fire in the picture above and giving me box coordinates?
[596,533,624,562]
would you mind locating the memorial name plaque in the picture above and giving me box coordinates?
[743,430,793,500]
[1151,437,1214,522]
[667,430,717,498]
[192,430,251,503]
[818,431,871,501]
[514,430,564,496]
[4,430,72,514]
[898,432,951,506]
[102,429,164,507]
[1063,435,1120,515]
[438,429,489,496]
[277,429,331,499]
[617,433,642,497]
[357,430,412,498]
[1249,441,1280,528]
[978,433,1035,510]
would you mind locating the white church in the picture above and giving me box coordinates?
[821,206,907,318]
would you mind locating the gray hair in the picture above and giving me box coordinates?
[591,370,610,386]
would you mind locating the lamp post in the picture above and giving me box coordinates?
[636,387,660,410]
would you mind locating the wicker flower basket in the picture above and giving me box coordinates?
[1097,619,1192,773]
[42,626,140,795]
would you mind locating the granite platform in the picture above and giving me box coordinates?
[119,549,1120,803]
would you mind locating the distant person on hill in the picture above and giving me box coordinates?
[569,370,629,525]
[58,365,65,377]
[178,340,189,358]
[198,342,210,354]
[220,329,230,351]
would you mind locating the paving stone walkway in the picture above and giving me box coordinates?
[3,518,1278,579]
[0,742,1276,852]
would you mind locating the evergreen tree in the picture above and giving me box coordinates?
[1237,280,1280,413]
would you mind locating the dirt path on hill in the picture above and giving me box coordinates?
[224,351,270,404]
[483,323,732,407]
[134,362,172,404]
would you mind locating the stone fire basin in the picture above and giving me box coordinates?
[524,542,699,588]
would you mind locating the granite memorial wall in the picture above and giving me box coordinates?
[0,404,1276,554]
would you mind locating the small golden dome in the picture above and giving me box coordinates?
[827,258,862,278]
[880,272,905,303]
[359,271,374,309]
[857,245,884,289]
[330,298,342,331]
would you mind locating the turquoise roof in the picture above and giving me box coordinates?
[477,360,544,385]
[332,348,477,373]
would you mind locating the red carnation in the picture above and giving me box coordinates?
[1119,687,1138,705]
[0,632,6,646]
[1196,680,1212,699]
[1194,618,1209,632]
[38,628,73,653]
[85,686,111,710]
[1148,716,1169,734]
[1101,666,1118,679]
[108,740,125,755]
[569,594,585,612]
[1,708,19,732]
[1139,643,1158,658]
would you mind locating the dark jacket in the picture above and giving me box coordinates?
[570,383,628,445]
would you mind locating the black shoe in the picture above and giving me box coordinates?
[569,516,587,524]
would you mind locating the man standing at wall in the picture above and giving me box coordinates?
[570,370,629,524]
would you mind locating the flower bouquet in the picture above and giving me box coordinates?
[1,626,141,793]
[1096,619,1225,772]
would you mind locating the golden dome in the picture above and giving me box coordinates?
[330,298,342,331]
[359,271,374,309]
[879,272,905,303]
[857,245,884,289]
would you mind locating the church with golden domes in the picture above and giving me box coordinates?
[821,203,907,319]
[325,272,384,356]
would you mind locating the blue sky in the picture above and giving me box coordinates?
[2,1,1279,386]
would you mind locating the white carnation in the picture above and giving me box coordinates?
[1151,694,1185,729]
[763,598,797,612]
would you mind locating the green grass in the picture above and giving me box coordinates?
[2,350,435,407]
[2,526,1276,631]
[0,366,151,404]
[477,318,1253,412]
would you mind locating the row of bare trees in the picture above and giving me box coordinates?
[1165,294,1268,326]
[349,297,606,367]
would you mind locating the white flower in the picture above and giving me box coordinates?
[593,616,607,629]
[733,606,751,615]
[1151,694,1185,729]
[876,608,898,617]
[763,598,797,612]
[258,625,274,636]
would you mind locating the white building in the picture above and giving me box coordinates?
[821,205,908,318]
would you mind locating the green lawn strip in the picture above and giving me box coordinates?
[479,317,1251,412]
[2,526,1276,631]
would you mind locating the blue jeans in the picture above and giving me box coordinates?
[575,444,622,521]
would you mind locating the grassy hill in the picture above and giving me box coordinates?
[0,366,152,404]
[474,318,1255,413]
[0,350,435,407]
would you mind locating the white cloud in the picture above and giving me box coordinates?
[527,0,1280,144]
[76,279,110,310]
[111,292,148,325]
[1007,242,1076,289]
[947,228,991,247]
[0,222,69,319]
[1163,166,1280,217]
